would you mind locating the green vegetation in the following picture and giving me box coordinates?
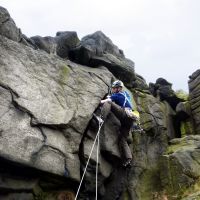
[162,137,200,199]
[166,137,191,155]
[121,190,130,200]
[175,89,189,101]
[34,192,48,200]
[180,120,194,136]
[136,167,163,200]
[59,64,70,85]
[182,179,200,199]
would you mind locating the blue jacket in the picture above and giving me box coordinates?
[110,91,132,109]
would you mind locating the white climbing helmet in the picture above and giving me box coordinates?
[112,80,124,88]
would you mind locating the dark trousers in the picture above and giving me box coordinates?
[101,101,133,160]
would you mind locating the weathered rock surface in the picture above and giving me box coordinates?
[0,6,22,42]
[160,135,200,199]
[125,91,168,200]
[133,90,176,139]
[189,69,200,134]
[132,73,149,90]
[69,31,136,87]
[0,6,33,48]
[30,31,80,58]
[30,31,136,88]
[0,34,113,183]
[1,6,200,200]
[149,78,183,110]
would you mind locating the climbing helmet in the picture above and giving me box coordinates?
[112,80,124,88]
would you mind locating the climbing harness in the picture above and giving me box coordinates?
[75,115,104,200]
[121,91,144,132]
[121,92,139,120]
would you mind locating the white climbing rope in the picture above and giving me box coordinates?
[96,121,100,200]
[75,118,104,200]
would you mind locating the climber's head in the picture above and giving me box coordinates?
[111,80,124,93]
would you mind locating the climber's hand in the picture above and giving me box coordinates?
[100,98,111,105]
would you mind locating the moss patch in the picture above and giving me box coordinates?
[136,168,163,200]
[181,120,194,136]
[161,137,200,199]
[182,179,200,199]
[166,136,198,155]
[175,90,189,101]
[121,190,130,200]
[34,192,49,200]
[58,64,70,85]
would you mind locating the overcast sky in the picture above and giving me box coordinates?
[1,0,200,91]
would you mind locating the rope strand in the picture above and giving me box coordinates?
[75,119,103,200]
[96,123,100,200]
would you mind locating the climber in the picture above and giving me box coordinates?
[99,80,137,167]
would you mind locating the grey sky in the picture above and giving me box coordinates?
[1,0,200,91]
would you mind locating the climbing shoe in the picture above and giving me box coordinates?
[132,124,144,133]
[122,158,132,168]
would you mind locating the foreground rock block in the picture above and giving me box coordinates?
[189,69,200,134]
[160,135,200,199]
[0,34,112,181]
